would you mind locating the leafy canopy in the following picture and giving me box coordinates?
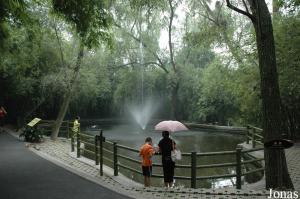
[0,0,28,49]
[52,0,113,48]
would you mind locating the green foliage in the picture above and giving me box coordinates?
[274,13,300,137]
[68,51,113,117]
[0,17,65,123]
[0,0,28,44]
[19,126,43,143]
[0,0,298,134]
[177,65,202,121]
[278,0,300,13]
[230,65,261,126]
[129,0,167,10]
[52,0,113,48]
[275,15,300,104]
[195,60,240,124]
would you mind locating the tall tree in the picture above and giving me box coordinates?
[50,0,112,140]
[226,0,294,189]
[167,0,179,119]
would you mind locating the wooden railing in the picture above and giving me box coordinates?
[35,120,265,189]
[246,125,264,148]
[75,130,264,189]
[36,120,71,138]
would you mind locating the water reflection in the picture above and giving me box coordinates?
[86,124,244,152]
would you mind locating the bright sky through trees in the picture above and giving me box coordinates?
[159,0,272,50]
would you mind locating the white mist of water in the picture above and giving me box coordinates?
[128,98,159,130]
[139,41,144,106]
[127,35,153,130]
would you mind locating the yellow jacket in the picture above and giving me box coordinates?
[72,119,80,133]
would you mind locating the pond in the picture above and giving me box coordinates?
[83,122,257,188]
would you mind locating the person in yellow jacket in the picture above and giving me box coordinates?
[72,116,80,138]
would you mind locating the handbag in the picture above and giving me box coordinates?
[171,149,182,161]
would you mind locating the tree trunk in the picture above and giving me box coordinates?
[171,81,179,120]
[247,0,294,190]
[51,42,84,140]
[168,0,179,119]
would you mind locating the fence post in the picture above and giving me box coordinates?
[246,126,250,144]
[71,136,75,152]
[67,120,70,139]
[113,142,118,176]
[236,145,242,189]
[100,130,103,176]
[191,152,197,188]
[252,128,256,148]
[77,131,80,158]
[95,135,99,165]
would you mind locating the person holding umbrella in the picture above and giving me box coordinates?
[155,120,188,187]
[158,131,176,188]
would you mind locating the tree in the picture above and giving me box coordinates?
[226,0,294,189]
[0,2,68,126]
[0,0,28,49]
[50,0,112,140]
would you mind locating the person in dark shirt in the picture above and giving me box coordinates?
[158,131,176,187]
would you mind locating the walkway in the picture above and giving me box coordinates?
[0,132,131,199]
[285,142,300,192]
[241,142,300,192]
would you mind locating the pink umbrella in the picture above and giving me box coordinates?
[154,120,188,133]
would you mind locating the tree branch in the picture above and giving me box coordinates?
[242,0,250,14]
[54,24,65,66]
[200,0,214,16]
[111,61,166,69]
[226,0,255,22]
[216,1,225,23]
[114,22,169,73]
[130,19,137,33]
[198,12,218,24]
[168,0,176,73]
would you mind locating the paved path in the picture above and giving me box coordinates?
[285,142,300,192]
[241,141,300,192]
[0,132,132,199]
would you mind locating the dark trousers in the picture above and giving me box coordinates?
[162,157,175,183]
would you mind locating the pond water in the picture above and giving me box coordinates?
[84,123,250,188]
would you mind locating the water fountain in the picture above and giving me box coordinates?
[128,25,159,130]
[129,98,159,130]
[128,39,159,130]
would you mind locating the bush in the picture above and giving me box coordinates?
[20,126,44,143]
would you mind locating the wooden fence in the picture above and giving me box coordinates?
[36,120,265,189]
[246,125,263,148]
[74,130,264,189]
